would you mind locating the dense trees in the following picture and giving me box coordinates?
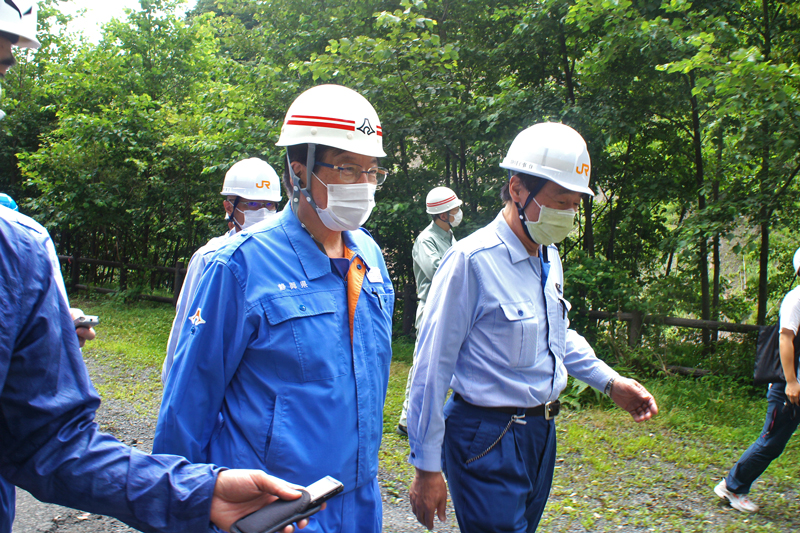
[2,0,798,342]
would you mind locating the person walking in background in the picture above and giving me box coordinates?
[155,84,394,532]
[397,186,463,437]
[162,157,282,383]
[407,122,658,533]
[714,247,800,513]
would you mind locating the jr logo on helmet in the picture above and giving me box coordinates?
[576,164,590,175]
[357,118,376,136]
[256,181,271,189]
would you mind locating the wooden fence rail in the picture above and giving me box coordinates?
[58,254,186,304]
[59,254,764,344]
[583,310,761,347]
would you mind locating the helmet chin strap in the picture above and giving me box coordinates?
[226,197,241,229]
[288,144,321,214]
[512,170,547,246]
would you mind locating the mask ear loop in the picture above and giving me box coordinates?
[511,170,546,246]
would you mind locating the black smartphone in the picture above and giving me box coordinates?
[231,476,344,533]
[73,315,100,328]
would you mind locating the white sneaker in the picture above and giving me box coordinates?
[715,479,759,513]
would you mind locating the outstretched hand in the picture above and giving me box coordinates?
[210,469,317,532]
[609,377,658,422]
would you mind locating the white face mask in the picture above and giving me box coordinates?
[236,207,276,231]
[450,209,463,228]
[313,173,376,232]
[524,198,576,245]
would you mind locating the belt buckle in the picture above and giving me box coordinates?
[544,401,559,420]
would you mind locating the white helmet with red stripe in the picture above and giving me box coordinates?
[426,187,462,214]
[276,84,385,157]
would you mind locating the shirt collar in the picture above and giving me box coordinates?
[280,207,373,280]
[429,220,453,240]
[492,210,537,265]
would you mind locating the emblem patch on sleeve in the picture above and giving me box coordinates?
[189,308,206,326]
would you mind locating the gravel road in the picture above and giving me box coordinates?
[14,353,800,532]
[12,355,457,533]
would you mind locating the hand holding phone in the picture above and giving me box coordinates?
[73,314,100,329]
[231,476,343,533]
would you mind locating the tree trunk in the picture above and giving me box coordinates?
[756,0,772,326]
[712,126,723,342]
[689,72,711,346]
[557,18,575,105]
[583,195,594,256]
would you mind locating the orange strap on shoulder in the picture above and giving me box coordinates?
[344,247,365,341]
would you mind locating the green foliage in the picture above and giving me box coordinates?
[2,0,800,346]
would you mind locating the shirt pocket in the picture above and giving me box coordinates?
[364,283,395,368]
[261,292,349,382]
[494,300,539,368]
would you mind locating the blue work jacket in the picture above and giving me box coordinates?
[155,206,394,495]
[0,209,221,533]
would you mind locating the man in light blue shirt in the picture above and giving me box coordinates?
[407,123,658,532]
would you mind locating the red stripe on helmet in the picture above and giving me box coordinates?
[291,114,355,125]
[286,119,355,132]
[427,195,457,207]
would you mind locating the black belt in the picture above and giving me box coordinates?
[454,393,560,420]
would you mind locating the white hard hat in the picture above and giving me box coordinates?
[426,187,462,214]
[0,1,39,49]
[500,122,594,196]
[794,247,800,276]
[220,158,282,202]
[276,84,386,158]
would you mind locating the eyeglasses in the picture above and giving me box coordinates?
[232,199,278,211]
[316,161,389,186]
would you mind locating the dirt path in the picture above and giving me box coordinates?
[14,353,799,532]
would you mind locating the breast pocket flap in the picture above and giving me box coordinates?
[499,300,536,322]
[262,292,337,325]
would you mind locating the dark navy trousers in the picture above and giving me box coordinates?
[442,394,557,533]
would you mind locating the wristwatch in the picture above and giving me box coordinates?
[604,377,616,396]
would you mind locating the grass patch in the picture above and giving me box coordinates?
[75,297,799,531]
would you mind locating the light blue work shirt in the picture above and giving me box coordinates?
[162,228,235,384]
[154,206,394,526]
[407,211,618,472]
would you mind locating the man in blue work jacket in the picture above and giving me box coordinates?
[407,123,658,532]
[0,4,309,532]
[0,207,312,533]
[155,84,395,533]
